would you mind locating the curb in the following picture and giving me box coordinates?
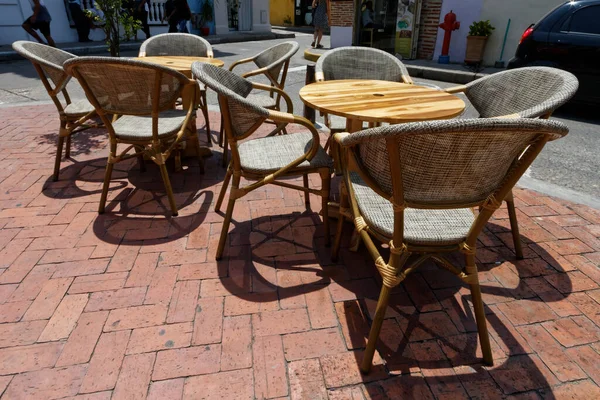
[0,31,295,62]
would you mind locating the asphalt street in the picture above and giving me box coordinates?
[0,33,598,207]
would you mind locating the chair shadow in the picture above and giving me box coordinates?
[215,210,573,399]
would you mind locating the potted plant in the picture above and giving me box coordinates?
[199,0,214,36]
[465,20,494,64]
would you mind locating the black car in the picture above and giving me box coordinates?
[507,0,600,105]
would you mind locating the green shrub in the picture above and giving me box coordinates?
[468,20,495,37]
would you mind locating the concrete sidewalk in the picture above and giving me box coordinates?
[404,59,504,84]
[0,29,295,62]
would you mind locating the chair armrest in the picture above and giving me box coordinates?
[268,111,320,161]
[229,57,255,72]
[251,82,293,114]
[444,85,467,94]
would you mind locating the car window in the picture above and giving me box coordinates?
[569,5,600,34]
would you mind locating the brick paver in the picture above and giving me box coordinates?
[0,104,599,399]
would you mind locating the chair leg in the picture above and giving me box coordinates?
[193,130,205,174]
[349,230,361,252]
[506,191,523,259]
[361,284,391,374]
[201,90,211,146]
[303,174,310,210]
[332,182,348,261]
[158,161,178,217]
[320,170,331,247]
[53,135,65,182]
[218,115,224,147]
[98,145,116,214]
[65,135,72,159]
[222,133,228,167]
[216,174,240,260]
[215,167,232,212]
[466,253,493,366]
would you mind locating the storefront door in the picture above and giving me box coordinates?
[354,0,421,58]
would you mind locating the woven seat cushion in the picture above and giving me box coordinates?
[64,99,95,117]
[349,172,475,245]
[246,93,277,109]
[238,131,333,174]
[112,110,187,141]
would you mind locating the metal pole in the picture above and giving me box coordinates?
[303,63,316,123]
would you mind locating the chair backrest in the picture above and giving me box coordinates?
[340,118,568,208]
[64,57,189,116]
[315,46,413,83]
[12,41,76,105]
[252,41,299,87]
[139,33,213,58]
[192,62,269,141]
[465,67,578,118]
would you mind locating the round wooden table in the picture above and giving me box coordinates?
[132,56,225,78]
[133,56,225,163]
[299,79,465,132]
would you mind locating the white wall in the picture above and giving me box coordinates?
[252,0,271,32]
[479,0,563,65]
[433,0,483,63]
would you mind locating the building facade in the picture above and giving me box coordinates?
[0,0,271,46]
[328,0,564,65]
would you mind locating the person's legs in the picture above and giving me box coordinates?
[141,10,151,38]
[312,28,318,47]
[38,21,56,47]
[22,17,45,44]
[316,28,323,47]
[70,4,90,42]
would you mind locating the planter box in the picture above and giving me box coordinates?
[465,35,488,64]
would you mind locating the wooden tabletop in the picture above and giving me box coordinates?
[133,56,225,78]
[299,79,466,124]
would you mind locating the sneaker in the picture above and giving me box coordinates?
[311,41,315,47]
[316,44,324,49]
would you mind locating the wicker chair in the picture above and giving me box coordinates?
[218,41,300,164]
[330,118,569,373]
[64,57,199,217]
[12,41,99,181]
[445,67,579,260]
[193,63,333,260]
[139,33,214,146]
[315,46,415,134]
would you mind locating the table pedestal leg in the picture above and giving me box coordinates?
[182,82,213,161]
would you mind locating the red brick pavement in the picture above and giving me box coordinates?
[0,104,599,399]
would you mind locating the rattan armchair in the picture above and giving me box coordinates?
[445,67,579,259]
[64,57,199,217]
[12,41,100,181]
[193,63,333,260]
[330,118,569,373]
[218,41,299,164]
[139,33,214,146]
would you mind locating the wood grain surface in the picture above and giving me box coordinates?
[133,56,225,78]
[300,79,466,123]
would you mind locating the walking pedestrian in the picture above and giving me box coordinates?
[68,0,92,42]
[133,0,151,39]
[22,0,55,47]
[163,0,191,33]
[311,0,328,49]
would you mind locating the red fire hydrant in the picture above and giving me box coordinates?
[438,10,460,64]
